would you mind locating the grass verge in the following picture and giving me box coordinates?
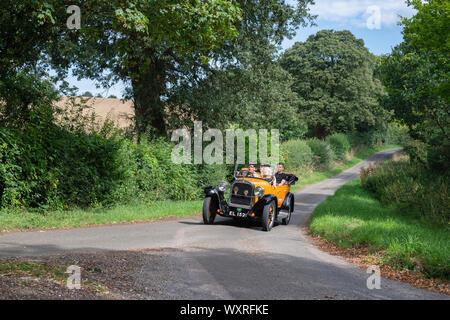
[290,144,400,193]
[0,200,202,232]
[0,260,66,280]
[309,179,449,281]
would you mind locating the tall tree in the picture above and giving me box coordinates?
[378,0,449,170]
[0,0,241,135]
[401,0,449,101]
[167,62,306,139]
[1,0,316,136]
[166,0,315,137]
[280,30,389,138]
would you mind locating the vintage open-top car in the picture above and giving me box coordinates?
[203,164,298,231]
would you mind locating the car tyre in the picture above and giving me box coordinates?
[262,200,276,231]
[281,210,291,225]
[203,197,217,224]
[282,201,292,225]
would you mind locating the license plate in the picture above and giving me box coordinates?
[229,211,246,218]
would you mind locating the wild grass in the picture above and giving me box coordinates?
[361,158,449,224]
[0,260,66,281]
[0,200,202,232]
[309,179,449,280]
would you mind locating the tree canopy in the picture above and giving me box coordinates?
[280,30,389,138]
[401,0,449,101]
[162,0,316,137]
[1,0,318,137]
[1,0,241,132]
[167,61,306,140]
[378,0,449,171]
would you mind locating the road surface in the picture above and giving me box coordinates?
[0,148,447,299]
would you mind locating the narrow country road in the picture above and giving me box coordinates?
[0,148,447,299]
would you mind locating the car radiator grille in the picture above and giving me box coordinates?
[230,182,253,208]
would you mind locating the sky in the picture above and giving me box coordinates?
[66,0,416,99]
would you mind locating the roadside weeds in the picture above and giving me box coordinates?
[302,224,449,296]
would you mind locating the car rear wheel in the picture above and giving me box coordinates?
[262,200,276,231]
[281,209,291,225]
[202,197,217,224]
[282,201,292,225]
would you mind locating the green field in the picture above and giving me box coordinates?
[309,179,449,280]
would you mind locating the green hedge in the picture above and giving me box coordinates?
[1,117,407,211]
[361,160,449,225]
[348,123,409,148]
[0,125,227,209]
[281,139,313,170]
[326,133,351,160]
[306,138,334,168]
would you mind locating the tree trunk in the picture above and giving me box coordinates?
[127,32,167,138]
[131,58,166,137]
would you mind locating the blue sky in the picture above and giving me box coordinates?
[282,0,415,54]
[66,0,415,98]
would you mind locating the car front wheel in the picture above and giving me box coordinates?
[202,197,217,224]
[262,200,276,231]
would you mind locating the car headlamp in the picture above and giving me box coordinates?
[218,181,228,192]
[255,186,264,197]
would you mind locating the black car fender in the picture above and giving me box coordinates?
[253,194,278,216]
[204,186,228,214]
[281,192,295,212]
[204,186,220,198]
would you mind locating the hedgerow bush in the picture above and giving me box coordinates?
[306,138,334,168]
[403,139,428,166]
[326,133,351,160]
[385,122,409,145]
[0,128,26,207]
[361,160,449,225]
[403,137,450,172]
[0,121,228,209]
[347,123,409,148]
[136,138,199,201]
[281,139,313,170]
[0,86,409,212]
[347,131,373,147]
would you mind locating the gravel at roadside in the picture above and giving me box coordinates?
[0,250,165,300]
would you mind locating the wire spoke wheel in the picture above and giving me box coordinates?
[262,200,275,231]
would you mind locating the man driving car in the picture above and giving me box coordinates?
[245,164,259,178]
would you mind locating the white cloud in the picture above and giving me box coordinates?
[309,0,416,28]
